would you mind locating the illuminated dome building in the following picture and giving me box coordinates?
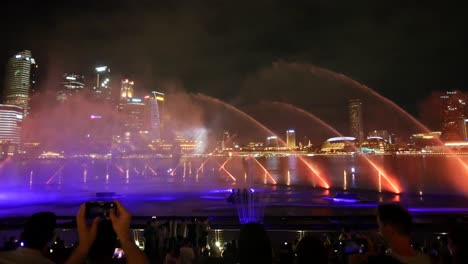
[360,137,390,154]
[319,137,357,153]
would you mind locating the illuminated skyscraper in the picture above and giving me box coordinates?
[57,73,85,102]
[3,50,36,116]
[266,136,279,148]
[92,66,112,102]
[119,98,146,132]
[349,99,364,142]
[286,130,296,149]
[0,104,23,153]
[145,91,164,140]
[440,91,467,141]
[120,79,134,100]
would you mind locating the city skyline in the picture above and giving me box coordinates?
[0,1,466,118]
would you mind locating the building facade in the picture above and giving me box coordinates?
[92,66,112,102]
[349,99,364,142]
[145,91,164,140]
[120,79,134,100]
[286,129,296,149]
[57,73,85,102]
[440,91,467,141]
[3,50,36,116]
[0,104,23,154]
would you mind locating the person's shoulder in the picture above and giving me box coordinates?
[0,249,54,264]
[414,251,431,263]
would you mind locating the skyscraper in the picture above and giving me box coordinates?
[286,129,296,149]
[120,79,134,100]
[3,50,36,116]
[0,104,23,154]
[119,98,146,133]
[349,99,364,142]
[57,73,85,102]
[145,91,164,140]
[440,91,467,141]
[92,66,112,102]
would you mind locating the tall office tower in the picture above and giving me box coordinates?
[3,50,36,116]
[92,66,112,102]
[440,91,467,141]
[221,131,230,150]
[349,99,364,142]
[286,129,296,149]
[120,79,134,100]
[119,98,146,133]
[145,91,164,140]
[57,73,85,102]
[0,104,23,154]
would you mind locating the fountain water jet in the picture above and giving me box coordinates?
[195,93,330,189]
[270,101,400,193]
[46,164,65,185]
[307,65,468,191]
[247,157,277,184]
[216,158,237,182]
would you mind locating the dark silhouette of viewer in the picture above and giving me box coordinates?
[448,225,468,264]
[238,223,272,264]
[0,212,56,264]
[87,220,117,264]
[295,235,327,264]
[375,204,430,264]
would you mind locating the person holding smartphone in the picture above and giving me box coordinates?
[66,200,149,264]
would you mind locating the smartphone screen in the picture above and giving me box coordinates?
[85,201,115,218]
[113,248,125,259]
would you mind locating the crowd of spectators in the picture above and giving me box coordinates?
[0,203,467,264]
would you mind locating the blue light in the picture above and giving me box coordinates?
[351,167,355,173]
[131,98,142,103]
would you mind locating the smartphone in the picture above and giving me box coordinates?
[339,239,368,254]
[85,201,115,218]
[113,248,125,259]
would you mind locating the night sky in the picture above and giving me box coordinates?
[1,0,467,138]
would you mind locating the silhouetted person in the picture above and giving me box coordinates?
[1,237,17,251]
[144,220,158,263]
[180,238,195,264]
[295,235,327,264]
[66,201,149,264]
[448,225,468,264]
[87,220,117,264]
[238,223,272,264]
[377,204,430,264]
[0,212,56,264]
[164,239,180,264]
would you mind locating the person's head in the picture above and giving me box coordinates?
[448,225,468,256]
[295,235,327,264]
[377,204,412,241]
[21,212,56,250]
[238,223,272,264]
[183,238,191,247]
[88,220,117,262]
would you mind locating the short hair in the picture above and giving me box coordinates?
[377,204,412,235]
[296,235,327,264]
[239,223,272,264]
[22,212,56,249]
[448,225,468,247]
